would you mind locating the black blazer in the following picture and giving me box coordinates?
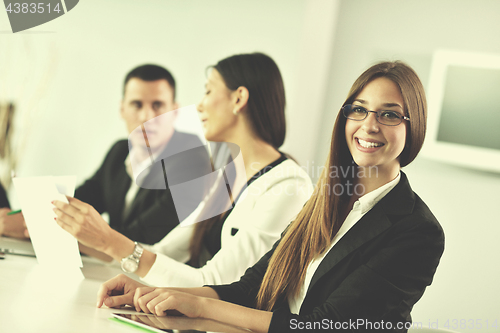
[75,131,212,244]
[211,172,445,332]
[0,182,10,208]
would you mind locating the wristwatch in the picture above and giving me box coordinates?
[120,242,144,273]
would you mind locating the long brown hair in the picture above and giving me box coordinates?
[189,53,287,265]
[255,61,427,310]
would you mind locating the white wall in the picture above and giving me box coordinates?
[319,1,500,332]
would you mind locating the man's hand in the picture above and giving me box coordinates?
[96,274,148,308]
[0,208,29,239]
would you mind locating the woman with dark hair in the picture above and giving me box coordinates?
[53,53,313,288]
[98,61,444,333]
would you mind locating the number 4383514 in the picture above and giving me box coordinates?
[444,319,498,330]
[5,3,61,14]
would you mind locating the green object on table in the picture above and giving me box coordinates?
[109,317,158,332]
[7,209,21,216]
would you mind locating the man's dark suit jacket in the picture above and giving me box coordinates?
[75,131,211,245]
[211,172,445,332]
[0,182,10,208]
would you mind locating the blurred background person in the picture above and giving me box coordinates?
[3,65,209,245]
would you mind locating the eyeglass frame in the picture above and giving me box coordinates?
[341,104,410,126]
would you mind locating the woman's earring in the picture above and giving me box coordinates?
[233,109,238,115]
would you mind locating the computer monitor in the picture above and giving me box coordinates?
[422,49,500,172]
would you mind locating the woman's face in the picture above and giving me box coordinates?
[197,69,238,142]
[345,77,407,175]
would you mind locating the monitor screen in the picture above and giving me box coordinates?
[422,49,500,173]
[437,65,500,150]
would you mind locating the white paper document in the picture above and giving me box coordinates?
[13,176,83,270]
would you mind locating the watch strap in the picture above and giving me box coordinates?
[131,242,144,260]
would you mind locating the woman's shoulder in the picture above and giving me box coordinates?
[379,172,443,237]
[239,159,313,204]
[261,159,312,183]
[410,192,444,237]
[245,159,314,198]
[383,196,444,253]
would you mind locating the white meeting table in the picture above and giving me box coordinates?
[0,237,252,333]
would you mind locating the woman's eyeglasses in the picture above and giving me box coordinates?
[342,104,410,126]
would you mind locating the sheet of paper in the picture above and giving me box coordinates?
[13,176,82,269]
[54,175,77,198]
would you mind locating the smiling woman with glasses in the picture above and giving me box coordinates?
[93,61,444,333]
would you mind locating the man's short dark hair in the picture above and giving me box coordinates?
[123,64,176,99]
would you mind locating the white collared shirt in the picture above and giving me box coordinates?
[122,148,158,219]
[122,154,141,219]
[288,173,401,314]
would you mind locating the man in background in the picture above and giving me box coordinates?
[1,64,210,244]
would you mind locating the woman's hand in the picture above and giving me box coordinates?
[53,197,114,253]
[96,274,149,308]
[134,287,204,318]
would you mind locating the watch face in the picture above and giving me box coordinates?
[122,259,139,272]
